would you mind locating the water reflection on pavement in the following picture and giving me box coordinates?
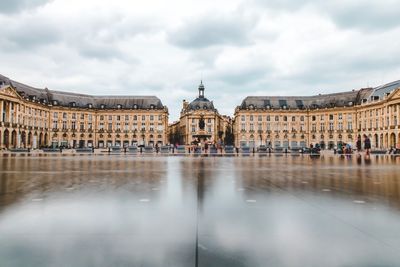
[0,154,400,267]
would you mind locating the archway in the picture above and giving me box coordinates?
[39,132,43,147]
[385,133,389,149]
[374,134,378,149]
[380,134,384,149]
[11,130,17,148]
[28,132,32,148]
[21,131,26,148]
[44,133,48,146]
[390,133,396,148]
[3,129,9,148]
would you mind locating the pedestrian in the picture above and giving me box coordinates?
[363,134,371,155]
[356,135,362,152]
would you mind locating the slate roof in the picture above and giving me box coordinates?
[239,87,379,110]
[187,97,216,111]
[368,80,400,101]
[186,81,216,111]
[0,74,165,109]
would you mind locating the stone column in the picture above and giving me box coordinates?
[0,100,3,122]
[17,132,21,148]
[33,135,37,149]
[8,102,13,123]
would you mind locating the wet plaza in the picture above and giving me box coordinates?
[0,154,400,267]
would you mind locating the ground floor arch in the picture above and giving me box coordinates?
[390,132,396,147]
[11,130,17,148]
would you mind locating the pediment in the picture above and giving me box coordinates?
[0,86,21,99]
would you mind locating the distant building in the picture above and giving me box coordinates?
[0,74,169,149]
[168,81,231,145]
[234,80,400,149]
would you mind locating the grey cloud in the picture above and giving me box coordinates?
[0,0,52,13]
[253,0,400,31]
[4,20,61,50]
[168,14,257,49]
[215,68,267,86]
[328,3,400,31]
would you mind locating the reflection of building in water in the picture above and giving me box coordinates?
[168,82,232,145]
[234,80,400,149]
[235,156,400,209]
[0,74,169,149]
[0,156,166,211]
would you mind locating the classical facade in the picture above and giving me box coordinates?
[234,80,400,149]
[0,74,169,149]
[168,82,231,145]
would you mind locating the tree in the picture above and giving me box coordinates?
[223,125,234,145]
[169,128,183,145]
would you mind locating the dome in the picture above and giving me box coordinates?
[187,97,215,111]
[186,81,216,111]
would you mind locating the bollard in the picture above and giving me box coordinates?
[253,147,255,154]
[140,147,142,153]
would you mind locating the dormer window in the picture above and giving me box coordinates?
[100,104,106,109]
[203,105,207,110]
[88,103,93,108]
[53,100,58,106]
[150,104,155,109]
[133,104,138,109]
[266,105,271,110]
[117,104,122,109]
[348,101,353,106]
[248,104,254,110]
[70,102,76,107]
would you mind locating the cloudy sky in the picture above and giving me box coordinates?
[1,0,400,120]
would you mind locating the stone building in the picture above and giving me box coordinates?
[0,74,169,149]
[234,80,400,149]
[168,82,231,145]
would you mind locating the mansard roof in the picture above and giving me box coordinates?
[0,74,165,109]
[187,97,216,111]
[368,80,400,102]
[239,87,376,110]
[186,81,217,111]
